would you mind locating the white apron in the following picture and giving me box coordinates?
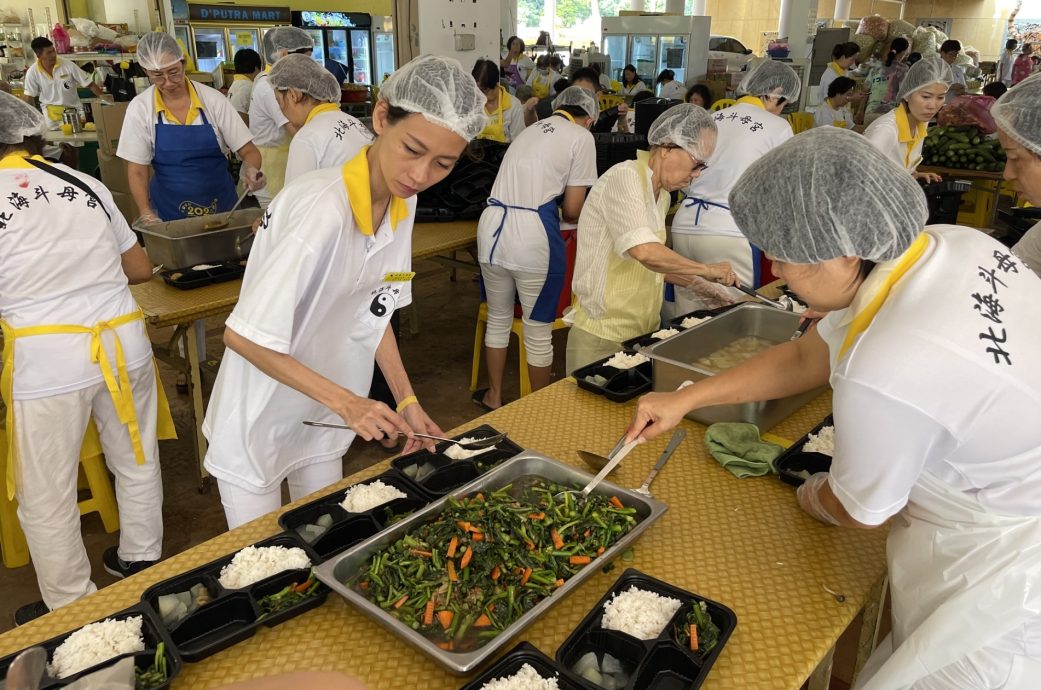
[857,471,1041,689]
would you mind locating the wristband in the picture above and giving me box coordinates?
[396,395,419,413]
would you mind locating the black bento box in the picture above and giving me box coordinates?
[773,415,834,487]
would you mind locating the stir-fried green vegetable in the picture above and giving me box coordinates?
[674,599,721,657]
[351,478,638,652]
[256,570,321,620]
[134,643,167,690]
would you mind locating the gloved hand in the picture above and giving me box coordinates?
[243,166,266,191]
[523,97,539,112]
[796,472,841,526]
[135,210,160,226]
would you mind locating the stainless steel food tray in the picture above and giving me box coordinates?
[644,303,825,429]
[135,208,263,269]
[314,452,668,675]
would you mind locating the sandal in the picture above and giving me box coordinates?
[471,388,499,413]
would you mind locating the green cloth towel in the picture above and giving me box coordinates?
[705,423,785,478]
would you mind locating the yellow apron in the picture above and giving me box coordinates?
[478,87,513,144]
[1,310,176,499]
[45,104,67,124]
[530,71,551,99]
[257,141,290,199]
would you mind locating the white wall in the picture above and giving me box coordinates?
[415,0,501,70]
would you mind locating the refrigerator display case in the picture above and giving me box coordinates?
[601,15,711,89]
[186,3,291,73]
[291,11,374,84]
[372,15,395,83]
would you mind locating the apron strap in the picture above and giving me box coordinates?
[681,196,730,225]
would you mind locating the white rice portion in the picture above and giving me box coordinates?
[651,328,679,340]
[218,545,311,589]
[604,352,649,370]
[443,437,497,461]
[48,615,145,679]
[803,425,835,457]
[480,663,561,690]
[339,479,408,513]
[680,316,709,329]
[601,586,682,640]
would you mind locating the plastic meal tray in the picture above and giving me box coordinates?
[555,568,737,689]
[457,642,590,690]
[314,452,669,675]
[389,425,524,498]
[572,356,652,403]
[773,415,834,487]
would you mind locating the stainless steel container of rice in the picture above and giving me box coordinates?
[644,303,825,429]
[314,452,668,675]
[134,208,263,270]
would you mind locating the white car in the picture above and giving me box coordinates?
[709,35,754,72]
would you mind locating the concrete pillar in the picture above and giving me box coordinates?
[665,0,684,13]
[691,0,706,15]
[501,0,517,39]
[834,0,850,21]
[778,0,793,37]
[630,0,645,11]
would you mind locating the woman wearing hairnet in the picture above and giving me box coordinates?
[627,127,1041,689]
[202,56,488,528]
[565,104,737,374]
[269,54,373,185]
[0,93,172,624]
[669,60,800,313]
[993,73,1041,277]
[248,26,315,205]
[117,32,263,224]
[864,56,952,184]
[474,87,600,410]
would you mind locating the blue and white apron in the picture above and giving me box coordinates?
[149,109,237,221]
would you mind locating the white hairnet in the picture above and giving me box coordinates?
[0,90,45,144]
[261,29,277,64]
[647,103,717,161]
[991,72,1041,157]
[552,85,599,121]
[896,56,954,101]
[738,60,801,102]
[269,54,342,103]
[378,54,488,141]
[729,127,927,263]
[268,26,313,60]
[136,32,183,72]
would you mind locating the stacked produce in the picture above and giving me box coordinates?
[351,480,638,652]
[922,126,1006,172]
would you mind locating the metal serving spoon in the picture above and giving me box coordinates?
[556,438,641,504]
[633,429,686,498]
[302,420,507,450]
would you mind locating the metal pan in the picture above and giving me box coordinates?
[313,452,668,675]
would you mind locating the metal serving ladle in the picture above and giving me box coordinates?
[302,420,507,451]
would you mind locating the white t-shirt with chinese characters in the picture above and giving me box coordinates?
[813,98,855,129]
[0,155,151,399]
[477,115,597,273]
[672,100,793,238]
[227,76,254,114]
[116,81,253,166]
[23,59,93,126]
[816,225,1041,527]
[1013,220,1041,278]
[284,108,373,185]
[202,165,416,492]
[247,73,289,148]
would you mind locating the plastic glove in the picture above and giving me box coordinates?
[242,166,266,191]
[796,472,842,526]
[135,210,160,226]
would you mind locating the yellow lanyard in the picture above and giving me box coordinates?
[552,109,576,123]
[1,311,175,499]
[837,234,931,361]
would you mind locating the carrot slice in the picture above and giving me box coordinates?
[554,578,565,588]
[491,565,501,580]
[570,555,591,566]
[410,549,432,558]
[474,613,492,628]
[596,546,605,556]
[447,561,458,582]
[437,610,454,630]
[460,546,473,569]
[447,536,458,558]
[609,496,624,509]
[393,595,409,609]
[520,566,532,586]
[550,528,565,550]
[690,624,699,651]
[472,532,484,542]
[423,599,435,626]
[436,641,453,651]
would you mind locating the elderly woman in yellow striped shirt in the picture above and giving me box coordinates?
[564,104,737,374]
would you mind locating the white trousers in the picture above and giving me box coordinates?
[13,363,164,610]
[669,233,755,317]
[481,263,555,367]
[857,634,1041,689]
[216,457,343,530]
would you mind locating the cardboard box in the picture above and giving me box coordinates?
[109,191,139,225]
[98,150,130,194]
[90,100,129,156]
[702,78,728,104]
[707,58,728,74]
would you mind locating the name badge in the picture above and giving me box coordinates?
[383,271,416,282]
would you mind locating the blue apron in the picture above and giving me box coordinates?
[663,195,763,304]
[485,196,564,323]
[150,109,237,221]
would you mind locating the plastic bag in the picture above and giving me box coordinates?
[857,14,890,42]
[0,7,20,23]
[888,18,916,40]
[912,27,937,56]
[68,28,89,49]
[937,95,997,134]
[851,33,877,59]
[70,17,116,41]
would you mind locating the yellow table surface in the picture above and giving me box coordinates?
[131,220,478,329]
[0,381,887,689]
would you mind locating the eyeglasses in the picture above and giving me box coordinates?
[665,145,708,173]
[147,65,185,83]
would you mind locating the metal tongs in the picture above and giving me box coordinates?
[734,283,792,311]
[302,420,507,451]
